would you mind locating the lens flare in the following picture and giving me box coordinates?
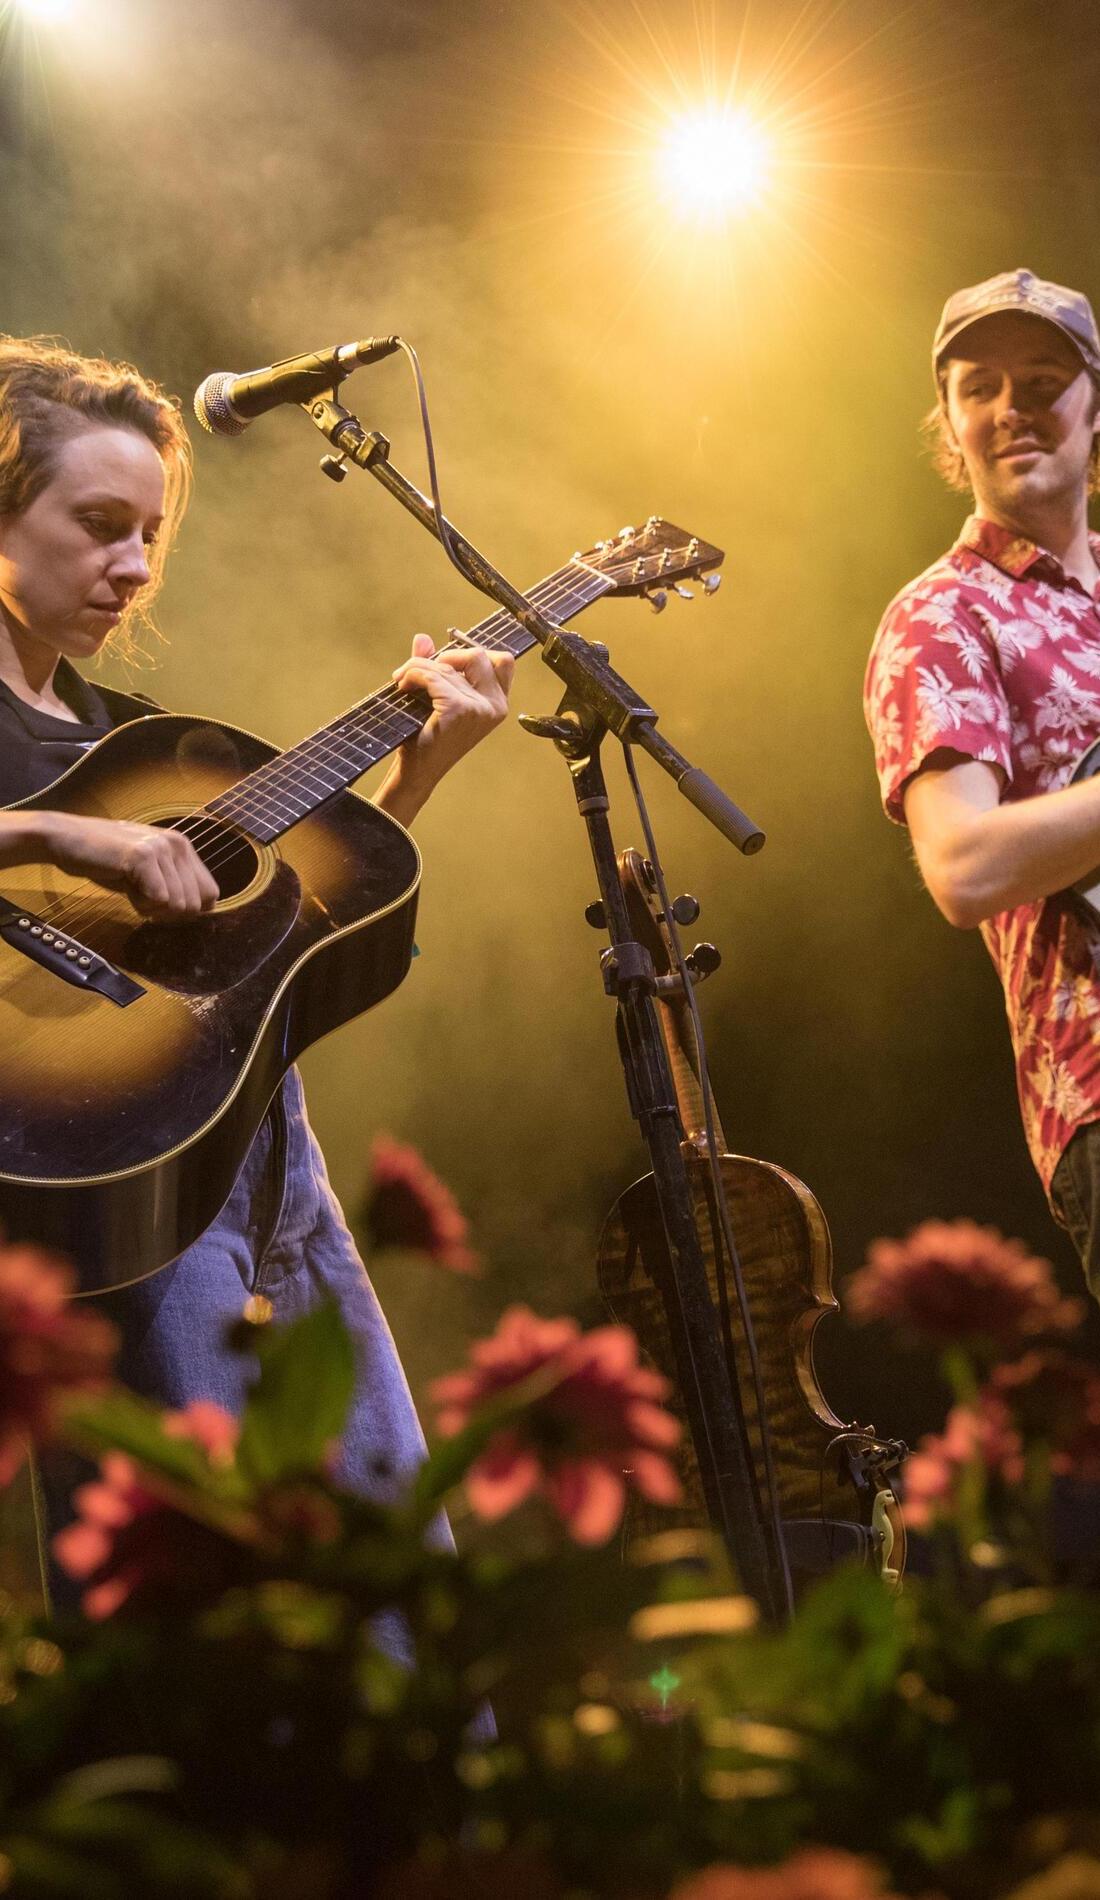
[12,0,76,21]
[658,106,771,219]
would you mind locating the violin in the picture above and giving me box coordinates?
[597,849,905,1590]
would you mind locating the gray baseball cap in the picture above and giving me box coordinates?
[932,267,1100,387]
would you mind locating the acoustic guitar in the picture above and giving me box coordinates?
[0,519,720,1292]
[597,850,905,1588]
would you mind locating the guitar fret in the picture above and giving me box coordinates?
[211,562,615,842]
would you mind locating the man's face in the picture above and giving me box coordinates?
[942,310,1099,522]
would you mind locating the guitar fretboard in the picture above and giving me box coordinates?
[205,562,613,845]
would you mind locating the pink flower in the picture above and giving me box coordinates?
[846,1219,1082,1345]
[0,1243,116,1483]
[902,1393,1026,1531]
[431,1305,681,1545]
[53,1400,244,1619]
[362,1135,480,1275]
[672,1848,899,1900]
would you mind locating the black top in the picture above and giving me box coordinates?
[0,660,159,805]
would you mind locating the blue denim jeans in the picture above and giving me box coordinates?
[41,1069,433,1603]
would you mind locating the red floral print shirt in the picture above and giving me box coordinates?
[865,514,1100,1194]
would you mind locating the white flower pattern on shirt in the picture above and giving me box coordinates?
[864,516,1100,1194]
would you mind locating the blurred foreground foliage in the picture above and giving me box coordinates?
[2,1268,1100,1899]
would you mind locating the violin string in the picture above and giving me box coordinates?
[32,568,611,946]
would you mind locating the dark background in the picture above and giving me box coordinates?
[3,0,1099,1450]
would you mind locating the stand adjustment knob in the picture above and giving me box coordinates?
[670,893,700,926]
[584,901,607,930]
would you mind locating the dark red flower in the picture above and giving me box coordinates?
[362,1135,480,1275]
[431,1305,681,1545]
[672,1848,901,1900]
[989,1350,1100,1480]
[0,1243,116,1483]
[53,1400,246,1619]
[846,1219,1082,1345]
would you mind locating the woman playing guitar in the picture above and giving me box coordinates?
[0,337,514,1590]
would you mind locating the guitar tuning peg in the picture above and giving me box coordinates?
[648,589,668,613]
[618,524,637,540]
[702,572,722,595]
[673,583,694,600]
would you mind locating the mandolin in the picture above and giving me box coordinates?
[0,519,721,1292]
[597,850,904,1588]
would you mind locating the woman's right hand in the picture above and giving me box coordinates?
[32,811,219,920]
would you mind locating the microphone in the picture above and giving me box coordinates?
[193,336,400,437]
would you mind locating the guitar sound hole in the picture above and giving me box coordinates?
[158,818,260,902]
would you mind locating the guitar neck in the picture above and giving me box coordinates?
[206,561,614,844]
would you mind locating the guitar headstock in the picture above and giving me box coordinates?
[574,517,723,608]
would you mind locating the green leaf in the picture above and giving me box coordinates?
[411,1408,506,1517]
[236,1300,356,1485]
[60,1390,242,1500]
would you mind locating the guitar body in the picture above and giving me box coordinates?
[600,1151,865,1527]
[0,713,420,1291]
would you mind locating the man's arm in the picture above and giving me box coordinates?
[905,753,1100,927]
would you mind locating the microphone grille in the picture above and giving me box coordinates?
[193,372,248,438]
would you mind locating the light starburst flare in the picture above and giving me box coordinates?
[657,105,772,221]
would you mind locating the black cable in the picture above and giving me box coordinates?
[395,338,475,589]
[621,742,795,1618]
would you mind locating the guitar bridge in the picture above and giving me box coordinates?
[0,903,144,1007]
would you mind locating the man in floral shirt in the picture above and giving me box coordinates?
[865,268,1100,1297]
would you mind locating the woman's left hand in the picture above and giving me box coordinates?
[373,632,514,828]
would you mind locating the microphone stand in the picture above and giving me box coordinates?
[301,395,787,1624]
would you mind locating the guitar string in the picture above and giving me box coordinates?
[28,567,615,948]
[175,569,590,842]
[140,567,595,847]
[23,573,593,950]
[36,533,697,947]
[150,547,647,855]
[36,569,595,939]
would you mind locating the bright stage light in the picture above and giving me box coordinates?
[12,0,76,22]
[658,106,771,219]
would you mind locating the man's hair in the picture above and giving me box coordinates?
[0,337,192,662]
[922,368,1100,496]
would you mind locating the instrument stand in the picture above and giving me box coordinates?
[301,395,788,1623]
[521,689,787,1624]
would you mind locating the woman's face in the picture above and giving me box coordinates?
[0,424,165,662]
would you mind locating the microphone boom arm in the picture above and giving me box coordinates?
[301,392,764,856]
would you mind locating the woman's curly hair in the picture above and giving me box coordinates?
[0,337,192,663]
